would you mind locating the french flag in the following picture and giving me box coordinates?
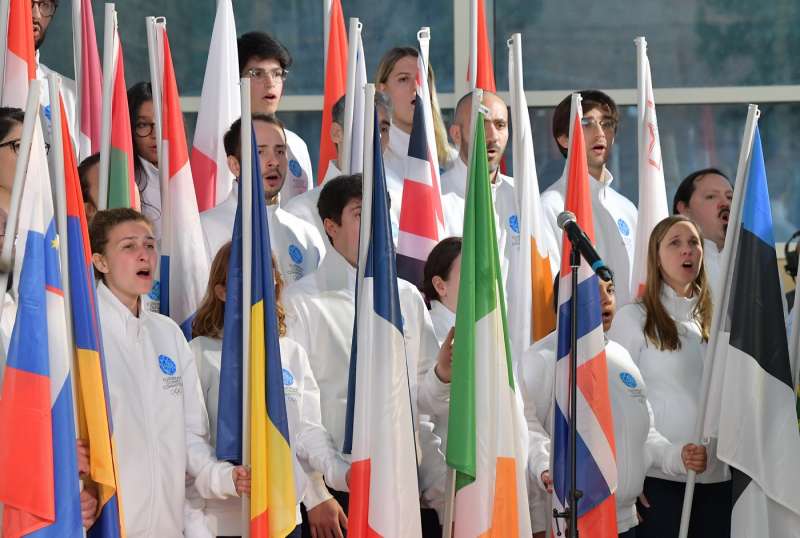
[0,109,82,537]
[551,95,618,537]
[1,0,36,108]
[343,97,422,537]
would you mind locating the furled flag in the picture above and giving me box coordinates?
[156,22,210,336]
[468,0,496,91]
[0,108,82,537]
[551,96,618,537]
[190,0,240,211]
[1,0,36,107]
[106,19,137,210]
[59,95,124,538]
[700,124,800,537]
[507,33,555,356]
[630,36,668,299]
[396,38,444,287]
[318,0,348,182]
[343,103,422,537]
[341,22,366,175]
[446,95,531,537]
[75,0,102,160]
[216,127,297,537]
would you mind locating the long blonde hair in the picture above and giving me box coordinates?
[641,215,712,350]
[375,47,452,167]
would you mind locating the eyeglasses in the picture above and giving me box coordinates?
[0,138,50,155]
[245,67,288,84]
[134,121,156,138]
[31,0,58,17]
[580,117,618,132]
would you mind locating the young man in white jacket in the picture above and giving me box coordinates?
[541,91,638,308]
[519,274,707,538]
[283,174,451,535]
[200,114,325,285]
[89,208,249,537]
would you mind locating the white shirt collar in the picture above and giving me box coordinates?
[660,284,700,322]
[316,245,357,292]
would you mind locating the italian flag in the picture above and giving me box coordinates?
[446,101,531,537]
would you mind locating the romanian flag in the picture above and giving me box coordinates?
[0,112,82,537]
[1,0,36,107]
[216,128,297,537]
[59,96,125,537]
[446,97,531,537]
[551,96,618,537]
[75,0,103,160]
[318,0,348,182]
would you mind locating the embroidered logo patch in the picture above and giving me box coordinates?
[508,214,520,234]
[288,159,302,177]
[158,354,177,375]
[282,368,295,386]
[617,218,630,236]
[148,280,161,301]
[288,244,303,264]
[619,372,637,388]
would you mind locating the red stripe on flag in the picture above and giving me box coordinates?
[190,148,217,211]
[250,510,268,537]
[317,0,348,183]
[399,177,443,240]
[577,495,618,537]
[577,354,616,456]
[348,459,382,537]
[7,0,36,81]
[161,28,190,176]
[475,0,496,92]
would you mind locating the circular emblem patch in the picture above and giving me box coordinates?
[619,372,637,388]
[288,159,302,177]
[508,214,520,234]
[288,244,303,264]
[148,280,161,301]
[617,218,630,236]
[158,355,177,375]
[282,368,295,386]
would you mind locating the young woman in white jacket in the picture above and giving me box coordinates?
[188,242,349,538]
[608,215,731,538]
[89,209,249,537]
[420,236,461,346]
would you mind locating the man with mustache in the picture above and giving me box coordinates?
[541,90,639,307]
[673,167,732,302]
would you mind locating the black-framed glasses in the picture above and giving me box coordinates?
[245,67,289,84]
[0,138,50,155]
[31,0,58,17]
[134,121,156,138]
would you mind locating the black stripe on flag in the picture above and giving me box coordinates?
[731,467,752,508]
[396,253,425,289]
[728,228,793,390]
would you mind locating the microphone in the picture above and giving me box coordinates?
[557,211,614,282]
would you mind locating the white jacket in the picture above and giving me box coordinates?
[281,128,315,205]
[97,282,238,538]
[608,288,729,484]
[136,157,163,240]
[200,184,325,284]
[283,161,342,245]
[541,170,638,308]
[440,156,467,198]
[429,300,455,346]
[283,247,448,517]
[37,58,78,149]
[187,335,349,535]
[703,238,723,305]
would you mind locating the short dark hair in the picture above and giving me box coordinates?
[223,114,286,161]
[89,208,153,280]
[421,237,462,303]
[672,167,730,214]
[237,32,292,75]
[78,153,101,207]
[0,107,25,141]
[332,95,346,126]
[552,90,619,158]
[317,174,362,243]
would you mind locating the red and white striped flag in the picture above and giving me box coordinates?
[75,0,102,160]
[468,0,496,91]
[190,0,240,212]
[630,36,668,299]
[318,0,347,182]
[2,0,36,107]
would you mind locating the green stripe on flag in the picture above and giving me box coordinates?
[108,147,132,209]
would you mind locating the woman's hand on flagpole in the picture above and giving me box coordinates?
[233,465,251,495]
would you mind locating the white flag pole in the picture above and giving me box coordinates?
[97,3,115,211]
[357,83,375,285]
[239,76,253,538]
[340,17,361,175]
[468,0,477,90]
[71,0,82,137]
[0,0,10,104]
[677,103,760,538]
[323,0,332,69]
[145,16,164,167]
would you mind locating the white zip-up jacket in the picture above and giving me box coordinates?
[283,161,343,246]
[541,170,638,307]
[136,157,162,240]
[703,238,724,305]
[281,128,315,206]
[429,300,455,346]
[283,247,448,517]
[187,335,349,535]
[608,288,729,484]
[97,282,238,537]
[200,184,326,284]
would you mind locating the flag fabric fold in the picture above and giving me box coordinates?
[343,108,422,537]
[76,0,103,160]
[107,24,137,210]
[2,0,36,108]
[344,31,366,175]
[551,100,618,537]
[446,100,531,537]
[317,0,348,182]
[216,128,297,537]
[190,0,240,211]
[470,0,496,92]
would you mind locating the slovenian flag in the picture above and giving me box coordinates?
[216,127,297,537]
[318,0,347,182]
[0,112,82,537]
[343,105,422,537]
[1,0,36,108]
[446,96,532,537]
[551,96,618,537]
[75,0,102,160]
[59,96,124,538]
[157,22,209,335]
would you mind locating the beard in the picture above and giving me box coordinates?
[34,24,48,50]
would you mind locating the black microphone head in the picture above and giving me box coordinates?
[557,211,577,231]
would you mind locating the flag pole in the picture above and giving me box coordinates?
[97,3,115,211]
[677,103,760,538]
[0,0,9,103]
[323,0,332,69]
[71,0,82,139]
[340,17,360,175]
[240,76,253,538]
[357,83,375,285]
[468,0,477,90]
[145,16,164,168]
